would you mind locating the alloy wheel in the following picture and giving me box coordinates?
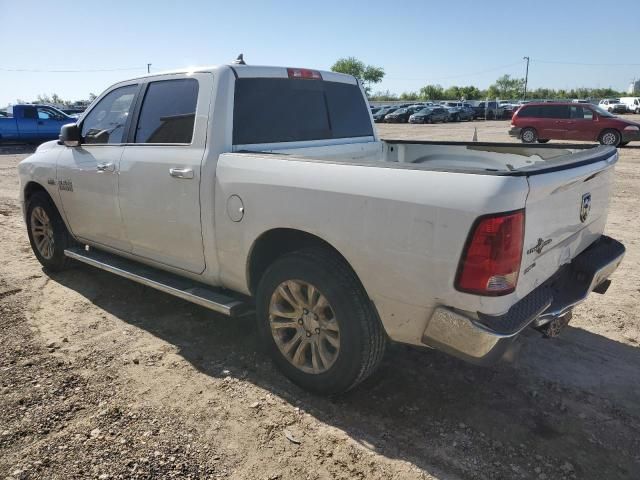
[269,280,340,374]
[30,206,55,259]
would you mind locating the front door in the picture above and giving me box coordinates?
[567,105,598,141]
[35,106,73,139]
[118,74,211,274]
[56,84,139,251]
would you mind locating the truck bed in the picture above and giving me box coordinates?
[245,139,616,177]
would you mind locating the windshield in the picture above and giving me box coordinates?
[417,108,433,114]
[393,108,407,114]
[593,106,615,117]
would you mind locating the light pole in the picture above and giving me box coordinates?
[523,56,530,101]
[147,63,152,74]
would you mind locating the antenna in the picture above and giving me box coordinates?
[233,54,246,65]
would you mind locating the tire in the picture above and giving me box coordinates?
[598,129,621,147]
[26,192,76,271]
[256,247,386,395]
[521,127,538,143]
[537,139,550,144]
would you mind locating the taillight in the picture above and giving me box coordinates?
[287,68,322,80]
[455,210,525,296]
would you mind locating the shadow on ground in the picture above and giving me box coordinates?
[48,265,640,479]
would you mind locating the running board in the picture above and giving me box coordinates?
[64,247,251,317]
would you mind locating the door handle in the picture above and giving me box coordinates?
[169,167,194,179]
[96,162,115,172]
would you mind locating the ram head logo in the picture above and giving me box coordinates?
[580,193,591,223]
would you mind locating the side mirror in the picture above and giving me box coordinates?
[59,123,81,147]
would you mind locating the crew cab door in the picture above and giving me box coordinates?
[117,74,211,274]
[17,106,39,140]
[56,84,139,251]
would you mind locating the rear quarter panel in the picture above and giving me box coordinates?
[214,154,529,344]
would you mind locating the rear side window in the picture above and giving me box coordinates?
[22,107,38,120]
[518,105,569,119]
[233,78,373,145]
[135,79,198,144]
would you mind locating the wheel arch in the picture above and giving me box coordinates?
[246,228,361,297]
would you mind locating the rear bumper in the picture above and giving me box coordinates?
[508,127,522,138]
[421,235,625,365]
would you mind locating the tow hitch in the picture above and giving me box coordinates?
[537,311,573,338]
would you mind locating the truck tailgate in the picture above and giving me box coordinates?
[518,150,618,297]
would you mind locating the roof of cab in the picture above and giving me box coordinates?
[126,64,358,85]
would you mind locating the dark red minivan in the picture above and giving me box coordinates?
[509,102,640,146]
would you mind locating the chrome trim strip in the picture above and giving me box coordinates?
[64,249,245,316]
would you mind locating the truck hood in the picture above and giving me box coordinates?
[36,140,60,153]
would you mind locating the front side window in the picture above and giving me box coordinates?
[134,79,199,144]
[81,85,137,144]
[570,106,593,120]
[37,107,65,121]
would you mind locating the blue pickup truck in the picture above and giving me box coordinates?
[0,105,75,143]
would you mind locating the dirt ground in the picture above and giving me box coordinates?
[1,120,639,480]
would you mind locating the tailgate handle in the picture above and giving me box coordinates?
[169,167,194,179]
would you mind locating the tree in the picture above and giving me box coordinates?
[487,74,525,99]
[419,84,444,100]
[331,57,384,95]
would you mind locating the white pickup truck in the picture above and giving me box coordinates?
[18,63,625,394]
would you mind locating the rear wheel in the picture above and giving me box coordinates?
[521,127,538,143]
[599,129,621,147]
[256,247,386,394]
[26,192,75,271]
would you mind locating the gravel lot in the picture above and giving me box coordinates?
[1,120,639,479]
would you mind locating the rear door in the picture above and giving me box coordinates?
[518,153,617,297]
[18,106,39,140]
[539,105,570,140]
[118,73,212,274]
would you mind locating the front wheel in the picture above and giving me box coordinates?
[599,129,621,147]
[26,192,75,271]
[521,127,538,143]
[256,248,386,394]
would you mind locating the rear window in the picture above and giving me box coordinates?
[233,78,373,145]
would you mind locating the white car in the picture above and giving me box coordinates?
[620,97,640,114]
[599,98,628,114]
[17,63,625,394]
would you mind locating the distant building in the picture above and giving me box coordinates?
[628,79,640,95]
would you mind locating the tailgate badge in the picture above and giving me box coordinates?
[527,238,552,255]
[580,193,591,223]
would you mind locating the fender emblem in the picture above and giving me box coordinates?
[58,180,73,192]
[527,238,552,255]
[580,193,591,223]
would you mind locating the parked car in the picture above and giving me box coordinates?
[384,106,422,123]
[19,64,625,394]
[599,99,628,114]
[620,97,640,114]
[443,102,475,121]
[408,106,449,123]
[509,102,640,146]
[373,107,397,123]
[0,104,75,143]
[499,101,521,119]
[469,101,504,120]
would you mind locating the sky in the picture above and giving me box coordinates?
[1,0,639,105]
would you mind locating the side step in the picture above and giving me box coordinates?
[64,247,252,317]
